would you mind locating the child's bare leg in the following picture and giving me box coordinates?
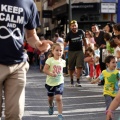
[55,94,63,114]
[48,96,54,107]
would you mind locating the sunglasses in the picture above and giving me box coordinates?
[70,20,77,24]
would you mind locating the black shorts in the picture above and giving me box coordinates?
[45,83,64,96]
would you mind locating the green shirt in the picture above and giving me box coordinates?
[99,69,120,97]
[106,42,114,54]
[45,57,66,86]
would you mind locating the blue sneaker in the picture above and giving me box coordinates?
[58,114,64,120]
[48,103,54,115]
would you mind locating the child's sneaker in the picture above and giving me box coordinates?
[75,83,82,87]
[58,114,64,120]
[48,103,54,115]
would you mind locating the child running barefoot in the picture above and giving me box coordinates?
[43,43,66,120]
[91,55,120,120]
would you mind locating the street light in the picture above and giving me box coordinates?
[69,0,72,30]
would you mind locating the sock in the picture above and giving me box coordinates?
[77,78,80,84]
[71,79,74,84]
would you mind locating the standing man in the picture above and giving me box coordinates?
[0,0,52,120]
[64,20,87,87]
[91,24,106,86]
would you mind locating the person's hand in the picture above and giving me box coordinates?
[36,40,53,53]
[49,72,57,77]
[100,44,106,48]
[106,111,113,120]
[41,40,53,53]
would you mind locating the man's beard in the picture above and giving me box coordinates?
[71,28,78,33]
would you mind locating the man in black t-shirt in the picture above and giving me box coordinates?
[0,1,52,120]
[64,20,87,87]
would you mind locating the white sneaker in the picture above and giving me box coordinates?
[75,83,82,87]
[86,75,90,78]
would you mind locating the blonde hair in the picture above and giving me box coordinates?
[50,43,64,57]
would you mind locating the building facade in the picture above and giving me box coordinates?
[35,0,118,38]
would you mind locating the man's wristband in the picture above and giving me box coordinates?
[105,110,114,114]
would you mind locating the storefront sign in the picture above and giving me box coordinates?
[101,0,117,2]
[101,3,116,13]
[72,3,99,12]
[72,3,100,13]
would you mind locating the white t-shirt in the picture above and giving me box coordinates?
[94,49,100,65]
[56,37,64,43]
[114,46,120,61]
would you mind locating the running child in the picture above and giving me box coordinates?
[43,43,66,120]
[91,55,120,115]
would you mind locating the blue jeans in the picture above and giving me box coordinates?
[84,62,89,76]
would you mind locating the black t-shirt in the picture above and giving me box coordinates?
[65,29,85,51]
[94,30,106,60]
[94,31,106,47]
[0,0,40,65]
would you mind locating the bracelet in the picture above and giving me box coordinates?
[105,110,114,114]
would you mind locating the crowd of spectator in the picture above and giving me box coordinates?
[23,21,120,120]
[24,22,120,85]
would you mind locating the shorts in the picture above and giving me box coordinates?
[45,83,64,96]
[104,95,114,110]
[68,51,84,70]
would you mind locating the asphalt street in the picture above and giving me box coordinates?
[1,65,120,120]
